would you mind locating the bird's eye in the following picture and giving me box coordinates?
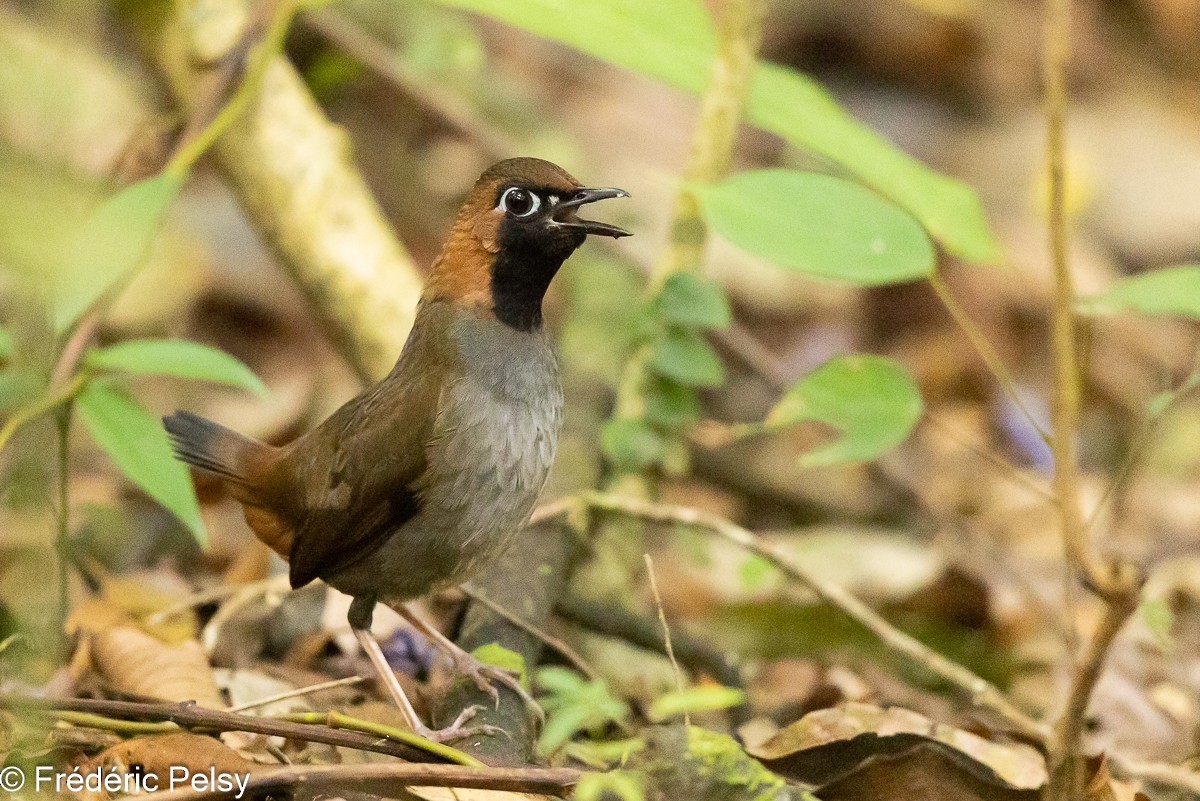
[500,187,540,218]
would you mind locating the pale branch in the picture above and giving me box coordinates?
[225,675,366,713]
[146,0,425,382]
[538,493,1050,745]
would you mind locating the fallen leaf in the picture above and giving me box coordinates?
[91,626,223,708]
[748,702,1046,797]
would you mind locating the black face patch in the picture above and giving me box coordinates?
[489,184,587,332]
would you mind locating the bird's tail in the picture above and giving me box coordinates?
[163,410,273,494]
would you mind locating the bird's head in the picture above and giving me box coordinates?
[425,157,630,331]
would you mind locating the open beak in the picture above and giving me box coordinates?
[552,187,632,238]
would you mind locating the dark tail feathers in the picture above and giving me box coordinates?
[163,410,270,489]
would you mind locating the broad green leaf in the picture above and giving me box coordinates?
[76,381,206,546]
[647,685,746,722]
[655,273,731,329]
[86,339,268,397]
[53,172,183,332]
[643,379,701,429]
[601,417,666,472]
[766,354,922,468]
[649,328,725,386]
[0,328,11,360]
[1078,265,1200,319]
[694,171,936,285]
[749,63,998,263]
[427,0,998,262]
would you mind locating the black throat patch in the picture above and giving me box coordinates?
[490,223,585,332]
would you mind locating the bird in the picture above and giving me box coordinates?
[163,157,629,741]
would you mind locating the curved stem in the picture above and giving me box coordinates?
[276,711,483,767]
[164,0,299,180]
[929,270,1050,443]
[0,372,87,454]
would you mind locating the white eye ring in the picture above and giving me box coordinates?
[499,186,541,218]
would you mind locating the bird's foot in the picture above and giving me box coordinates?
[451,650,545,728]
[413,704,505,743]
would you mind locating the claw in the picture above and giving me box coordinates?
[415,705,509,742]
[397,602,547,731]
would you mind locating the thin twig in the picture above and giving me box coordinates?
[226,675,366,712]
[138,763,580,801]
[541,493,1051,744]
[55,408,73,648]
[924,413,1055,501]
[302,8,518,159]
[165,0,299,180]
[929,270,1050,444]
[461,585,600,681]
[1,696,447,764]
[554,595,744,694]
[275,711,482,767]
[643,554,687,725]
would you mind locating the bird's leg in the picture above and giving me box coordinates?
[397,601,545,727]
[348,596,493,743]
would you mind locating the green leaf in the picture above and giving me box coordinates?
[643,379,701,429]
[536,667,630,755]
[76,381,206,546]
[427,0,998,262]
[471,642,528,687]
[649,328,725,386]
[767,354,923,468]
[601,417,666,472]
[647,685,746,721]
[53,172,183,332]
[86,339,268,397]
[0,328,11,360]
[694,170,936,285]
[1078,265,1200,319]
[575,771,645,801]
[655,273,731,328]
[737,553,773,591]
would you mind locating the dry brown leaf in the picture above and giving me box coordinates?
[1086,755,1149,801]
[90,626,223,707]
[748,702,1047,795]
[73,732,256,801]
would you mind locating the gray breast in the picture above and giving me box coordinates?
[407,313,563,588]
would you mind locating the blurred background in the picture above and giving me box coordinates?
[2,0,1200,794]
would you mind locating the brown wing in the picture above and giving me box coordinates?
[283,303,457,589]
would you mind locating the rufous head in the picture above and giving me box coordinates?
[424,157,630,331]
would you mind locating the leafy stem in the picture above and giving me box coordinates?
[0,372,87,453]
[164,0,301,180]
